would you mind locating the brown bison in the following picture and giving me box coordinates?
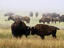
[31,24,59,39]
[21,16,30,23]
[51,17,60,23]
[11,20,30,38]
[39,17,50,24]
[8,15,30,23]
[60,15,64,22]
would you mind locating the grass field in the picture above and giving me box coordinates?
[0,29,64,48]
[0,16,64,48]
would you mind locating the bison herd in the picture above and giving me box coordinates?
[4,12,64,39]
[11,19,60,39]
[5,12,64,24]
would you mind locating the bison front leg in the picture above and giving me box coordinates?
[40,35,45,39]
[18,35,23,38]
[25,35,28,38]
[43,22,45,24]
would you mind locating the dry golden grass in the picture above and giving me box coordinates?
[0,28,64,48]
[0,38,64,48]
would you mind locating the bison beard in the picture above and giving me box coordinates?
[31,24,59,39]
[11,20,30,38]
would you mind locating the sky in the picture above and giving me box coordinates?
[0,0,64,13]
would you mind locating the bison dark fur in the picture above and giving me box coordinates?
[11,20,30,38]
[31,24,59,39]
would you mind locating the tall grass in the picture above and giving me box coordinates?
[0,28,64,48]
[0,37,64,48]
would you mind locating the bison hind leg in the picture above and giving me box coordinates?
[25,35,28,38]
[52,30,57,38]
[52,34,56,38]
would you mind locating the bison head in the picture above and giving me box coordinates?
[30,27,38,35]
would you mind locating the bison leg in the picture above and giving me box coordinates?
[43,22,45,24]
[19,35,22,38]
[52,34,56,38]
[40,35,45,39]
[25,35,28,38]
[47,22,50,24]
[52,30,57,38]
[55,21,56,24]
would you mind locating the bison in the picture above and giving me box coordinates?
[31,24,59,39]
[8,15,30,23]
[51,17,60,24]
[39,17,50,24]
[11,20,30,38]
[21,16,30,23]
[60,15,64,22]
